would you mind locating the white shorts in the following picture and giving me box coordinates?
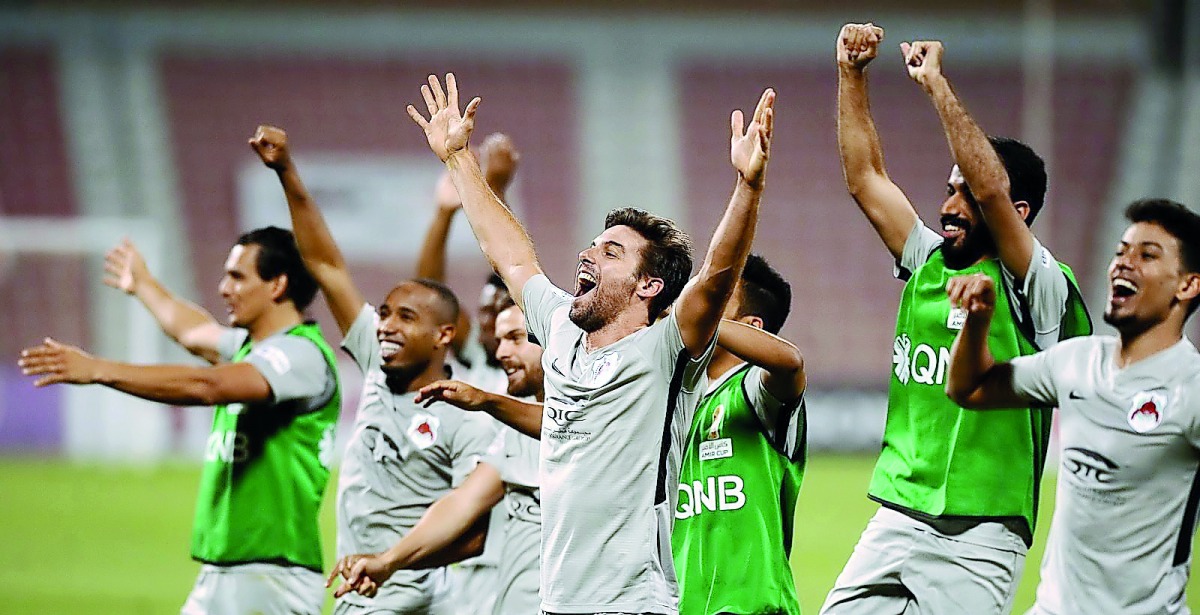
[820,507,1027,615]
[181,562,324,615]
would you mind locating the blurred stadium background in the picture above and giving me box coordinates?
[1,0,1198,612]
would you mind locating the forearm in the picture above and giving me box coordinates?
[444,151,540,302]
[415,208,457,281]
[925,76,1009,204]
[481,393,542,439]
[717,320,805,399]
[837,67,890,193]
[93,362,260,406]
[946,313,996,405]
[132,278,221,361]
[381,491,488,572]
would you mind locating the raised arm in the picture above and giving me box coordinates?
[414,134,520,282]
[944,274,1028,408]
[415,379,542,439]
[328,464,504,598]
[903,41,1035,280]
[104,240,225,364]
[407,74,542,309]
[716,319,805,403]
[836,23,920,260]
[19,338,272,406]
[249,126,364,335]
[675,89,773,356]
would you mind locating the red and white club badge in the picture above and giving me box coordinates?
[407,414,440,449]
[1127,391,1168,433]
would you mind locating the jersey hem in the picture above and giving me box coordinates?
[539,600,674,614]
[867,495,1034,547]
[191,555,322,574]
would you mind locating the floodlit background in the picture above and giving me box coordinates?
[1,0,1198,612]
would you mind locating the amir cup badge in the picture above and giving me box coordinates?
[1127,390,1167,433]
[407,414,440,449]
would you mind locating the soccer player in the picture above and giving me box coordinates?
[673,254,807,615]
[406,73,772,614]
[248,125,495,614]
[330,302,545,615]
[822,25,1091,614]
[946,199,1200,615]
[19,229,341,615]
[417,132,520,395]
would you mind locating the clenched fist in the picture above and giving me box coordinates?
[248,125,292,171]
[837,23,885,70]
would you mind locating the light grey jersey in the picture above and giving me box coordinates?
[483,426,542,615]
[337,305,496,612]
[899,223,1071,349]
[1010,336,1200,615]
[523,274,715,614]
[216,327,335,407]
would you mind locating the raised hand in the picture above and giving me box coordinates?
[330,554,390,598]
[18,338,100,387]
[103,239,150,295]
[837,23,885,69]
[414,379,489,411]
[900,40,945,89]
[730,88,775,188]
[480,133,520,197]
[946,273,996,317]
[407,73,481,162]
[248,125,292,171]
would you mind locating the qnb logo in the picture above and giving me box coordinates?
[892,334,951,386]
[1063,447,1119,484]
[205,430,249,464]
[675,475,746,520]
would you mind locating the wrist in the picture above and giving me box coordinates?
[737,173,765,192]
[838,64,867,79]
[445,149,474,168]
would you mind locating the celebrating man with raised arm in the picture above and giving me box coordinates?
[248,125,495,615]
[20,229,341,615]
[821,24,1090,615]
[404,73,773,614]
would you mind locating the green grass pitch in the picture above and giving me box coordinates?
[1,456,1196,613]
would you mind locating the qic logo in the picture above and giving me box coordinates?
[546,398,585,427]
[892,334,951,386]
[676,475,746,520]
[1063,447,1119,484]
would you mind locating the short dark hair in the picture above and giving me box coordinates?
[1125,198,1200,316]
[988,136,1047,225]
[604,207,694,320]
[410,278,461,325]
[736,254,792,334]
[235,226,319,311]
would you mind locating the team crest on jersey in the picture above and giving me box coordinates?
[590,352,621,382]
[1127,390,1167,433]
[406,414,440,449]
[699,405,733,460]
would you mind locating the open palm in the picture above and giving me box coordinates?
[407,73,481,162]
[731,88,775,187]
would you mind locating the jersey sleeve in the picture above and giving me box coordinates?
[895,221,943,281]
[340,304,381,374]
[244,335,333,406]
[450,414,498,487]
[656,310,717,393]
[1001,237,1071,349]
[521,274,572,346]
[216,327,249,362]
[744,366,806,458]
[1008,343,1067,407]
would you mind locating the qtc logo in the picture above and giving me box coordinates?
[1063,447,1119,484]
[1127,390,1168,433]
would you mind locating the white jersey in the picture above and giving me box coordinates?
[523,274,715,614]
[337,305,495,612]
[482,426,542,615]
[1010,336,1200,615]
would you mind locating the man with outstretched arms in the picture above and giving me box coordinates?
[946,199,1200,615]
[19,228,340,615]
[331,302,546,615]
[248,125,494,614]
[673,254,807,615]
[405,73,773,614]
[822,24,1090,614]
[416,132,520,396]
